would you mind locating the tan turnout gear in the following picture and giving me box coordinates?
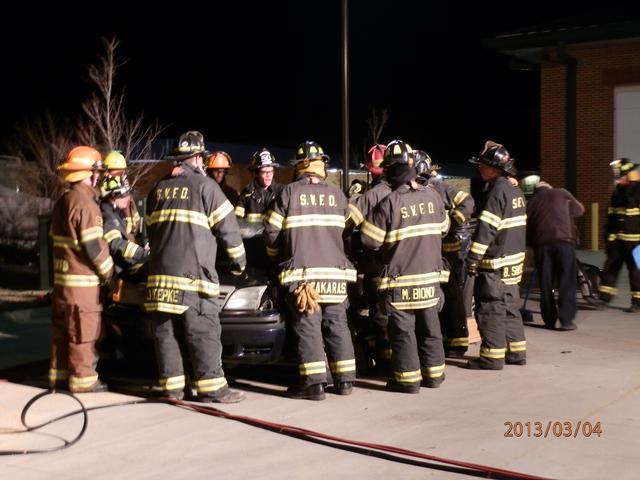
[49,148,114,393]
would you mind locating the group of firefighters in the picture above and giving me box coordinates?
[49,130,534,402]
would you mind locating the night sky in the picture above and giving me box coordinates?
[2,1,639,171]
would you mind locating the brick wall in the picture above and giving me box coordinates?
[540,40,640,249]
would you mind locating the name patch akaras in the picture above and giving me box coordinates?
[310,281,347,295]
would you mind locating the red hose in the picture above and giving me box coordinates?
[167,398,555,480]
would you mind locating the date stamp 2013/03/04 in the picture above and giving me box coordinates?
[504,421,603,438]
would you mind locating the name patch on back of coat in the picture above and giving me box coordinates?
[399,285,437,301]
[146,287,185,304]
[310,281,347,295]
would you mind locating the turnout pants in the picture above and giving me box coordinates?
[474,271,526,368]
[534,243,578,328]
[291,299,356,388]
[152,299,228,399]
[363,273,391,361]
[385,297,445,387]
[440,252,469,354]
[49,301,102,392]
[600,240,640,305]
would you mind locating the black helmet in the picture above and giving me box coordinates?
[610,157,639,180]
[381,140,415,169]
[165,130,208,161]
[469,140,514,174]
[250,148,280,171]
[414,150,433,177]
[291,141,329,165]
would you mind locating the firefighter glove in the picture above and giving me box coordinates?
[294,282,321,315]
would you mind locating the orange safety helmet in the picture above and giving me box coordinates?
[206,151,233,170]
[366,144,386,176]
[57,146,103,183]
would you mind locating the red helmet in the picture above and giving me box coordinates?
[366,144,386,176]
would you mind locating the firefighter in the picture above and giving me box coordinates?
[235,148,284,225]
[414,151,475,357]
[49,146,114,393]
[360,140,449,393]
[103,151,141,243]
[100,174,149,275]
[466,141,527,370]
[346,143,393,366]
[144,131,246,403]
[599,158,640,312]
[205,151,239,205]
[264,140,357,400]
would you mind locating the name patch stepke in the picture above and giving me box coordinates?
[146,287,185,305]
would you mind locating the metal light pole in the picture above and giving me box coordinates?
[341,0,350,192]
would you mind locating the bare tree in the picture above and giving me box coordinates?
[78,37,164,189]
[9,112,74,200]
[366,107,388,146]
[8,37,163,201]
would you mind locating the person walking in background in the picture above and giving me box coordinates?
[599,158,640,312]
[526,181,584,330]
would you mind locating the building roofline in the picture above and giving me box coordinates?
[484,20,640,53]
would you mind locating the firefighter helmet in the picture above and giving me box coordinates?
[611,158,640,181]
[250,148,280,170]
[469,140,514,174]
[101,174,132,199]
[207,151,232,170]
[414,150,433,177]
[57,146,103,183]
[291,141,329,165]
[104,151,128,171]
[366,144,386,176]
[381,140,415,169]
[165,130,208,161]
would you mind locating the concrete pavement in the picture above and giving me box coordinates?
[0,250,639,479]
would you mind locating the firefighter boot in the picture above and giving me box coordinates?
[385,380,420,394]
[624,303,640,313]
[198,388,246,404]
[421,373,445,389]
[466,358,503,370]
[287,383,326,401]
[335,382,353,395]
[71,381,109,394]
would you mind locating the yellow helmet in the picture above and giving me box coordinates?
[58,146,103,183]
[104,151,128,171]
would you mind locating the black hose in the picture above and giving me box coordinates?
[0,389,148,456]
[0,391,555,479]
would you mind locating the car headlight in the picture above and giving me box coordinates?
[223,285,268,311]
